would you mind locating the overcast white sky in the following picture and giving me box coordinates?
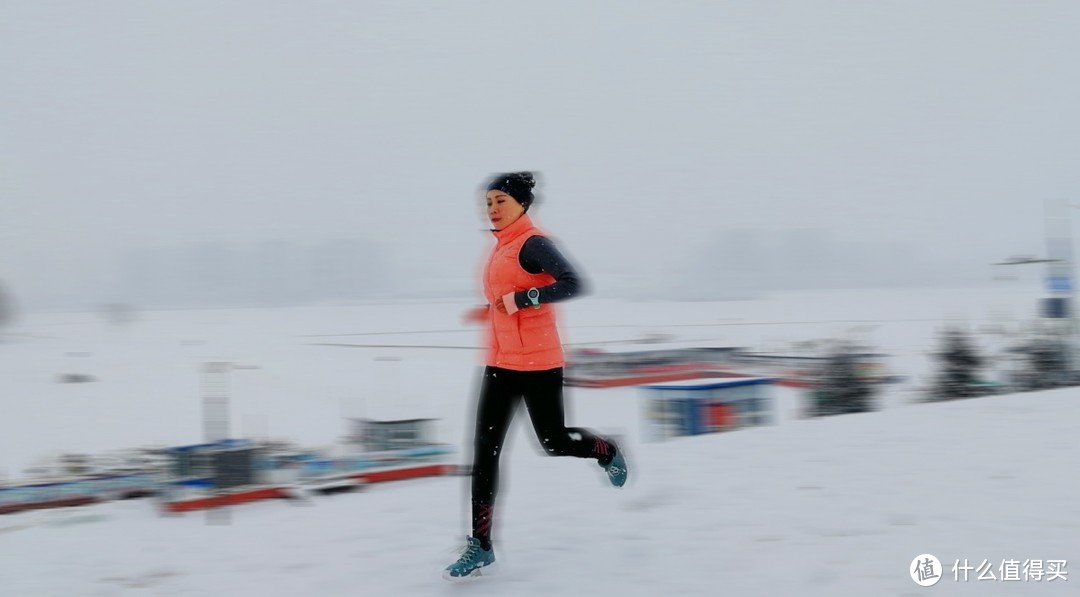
[3,1,1078,306]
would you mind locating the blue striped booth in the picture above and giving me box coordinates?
[641,377,776,442]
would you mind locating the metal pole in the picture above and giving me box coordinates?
[201,362,232,443]
[201,362,232,525]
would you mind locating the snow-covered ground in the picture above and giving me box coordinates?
[1,284,1076,595]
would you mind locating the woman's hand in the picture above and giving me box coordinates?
[493,296,508,315]
[463,305,489,324]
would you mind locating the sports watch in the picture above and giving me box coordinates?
[526,287,541,309]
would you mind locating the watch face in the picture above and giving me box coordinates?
[528,289,539,299]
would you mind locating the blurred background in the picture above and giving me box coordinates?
[3,1,1077,314]
[2,2,1079,596]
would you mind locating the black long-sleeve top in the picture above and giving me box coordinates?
[510,235,587,310]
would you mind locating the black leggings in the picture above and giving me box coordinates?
[470,366,612,547]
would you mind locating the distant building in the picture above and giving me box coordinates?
[640,377,776,442]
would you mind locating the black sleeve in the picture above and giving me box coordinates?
[513,235,588,309]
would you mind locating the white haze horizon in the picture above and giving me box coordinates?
[3,1,1079,313]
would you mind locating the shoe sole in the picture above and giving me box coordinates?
[603,433,631,488]
[608,463,628,488]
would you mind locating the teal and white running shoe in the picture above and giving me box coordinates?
[443,537,496,581]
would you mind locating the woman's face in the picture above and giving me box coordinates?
[485,190,525,231]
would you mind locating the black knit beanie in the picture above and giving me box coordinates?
[485,172,537,211]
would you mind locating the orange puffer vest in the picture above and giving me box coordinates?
[482,214,564,370]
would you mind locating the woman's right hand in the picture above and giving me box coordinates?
[463,305,489,325]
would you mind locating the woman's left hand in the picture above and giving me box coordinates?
[493,296,508,314]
